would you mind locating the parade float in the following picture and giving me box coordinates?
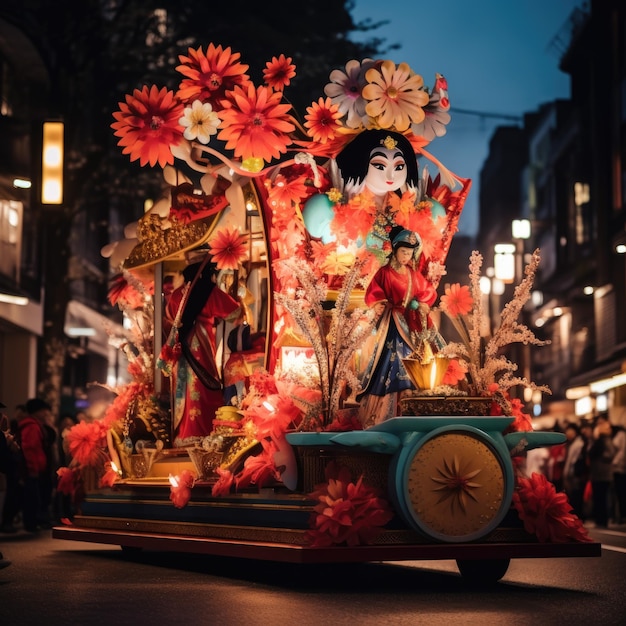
[52,44,600,582]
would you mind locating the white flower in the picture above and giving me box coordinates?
[179,100,220,144]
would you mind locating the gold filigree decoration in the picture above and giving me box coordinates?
[125,215,209,267]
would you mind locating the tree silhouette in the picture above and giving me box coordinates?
[6,0,392,410]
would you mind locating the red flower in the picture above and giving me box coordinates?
[218,83,296,164]
[512,473,593,543]
[99,465,120,488]
[508,397,533,432]
[305,462,394,547]
[176,44,250,108]
[169,469,196,508]
[245,370,279,400]
[66,421,108,467]
[244,392,301,440]
[56,466,83,503]
[263,54,296,91]
[111,85,184,167]
[235,438,279,490]
[304,97,342,144]
[208,227,248,270]
[211,467,235,497]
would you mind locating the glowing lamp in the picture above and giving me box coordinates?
[402,355,450,391]
[42,121,64,204]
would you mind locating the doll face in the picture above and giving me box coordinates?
[364,146,408,196]
[394,246,415,266]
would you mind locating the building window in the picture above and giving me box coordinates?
[0,199,23,282]
[574,181,591,245]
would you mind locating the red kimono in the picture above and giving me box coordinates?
[358,263,437,425]
[165,283,240,444]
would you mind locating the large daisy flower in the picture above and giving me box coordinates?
[324,58,375,129]
[362,60,429,131]
[111,85,184,167]
[179,99,220,144]
[175,44,250,109]
[217,83,296,164]
[304,97,342,144]
[208,226,249,270]
[263,54,296,92]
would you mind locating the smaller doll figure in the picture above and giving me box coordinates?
[357,225,439,427]
[162,255,241,446]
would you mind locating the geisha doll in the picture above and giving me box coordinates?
[357,226,443,427]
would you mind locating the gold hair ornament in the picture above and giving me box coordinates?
[382,136,398,150]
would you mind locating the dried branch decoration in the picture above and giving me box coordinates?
[274,258,376,425]
[439,248,551,406]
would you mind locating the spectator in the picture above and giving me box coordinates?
[19,398,53,531]
[563,422,589,520]
[588,413,616,528]
[1,403,24,533]
[612,423,626,524]
[547,423,567,491]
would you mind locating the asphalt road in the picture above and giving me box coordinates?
[1,524,625,626]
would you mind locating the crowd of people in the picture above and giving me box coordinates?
[546,413,626,528]
[0,398,80,540]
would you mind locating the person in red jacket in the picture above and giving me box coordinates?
[19,398,53,531]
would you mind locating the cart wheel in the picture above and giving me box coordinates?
[456,558,510,583]
[393,427,513,542]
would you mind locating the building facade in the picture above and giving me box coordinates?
[477,0,626,427]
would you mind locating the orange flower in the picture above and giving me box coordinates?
[440,283,473,317]
[362,60,429,131]
[111,85,184,167]
[175,44,249,108]
[208,227,248,270]
[265,173,309,212]
[442,359,466,385]
[263,54,296,91]
[304,97,342,144]
[217,83,296,163]
[107,273,146,309]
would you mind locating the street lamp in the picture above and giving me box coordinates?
[41,121,64,205]
[494,243,516,283]
[512,219,531,282]
[479,267,505,337]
